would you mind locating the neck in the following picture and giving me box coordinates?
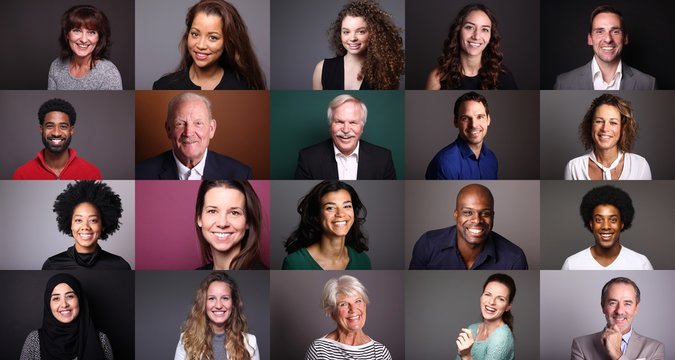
[482,318,505,334]
[456,235,484,269]
[332,328,368,346]
[593,147,620,167]
[344,52,365,63]
[190,63,222,80]
[592,243,622,259]
[595,56,620,82]
[318,235,348,258]
[43,149,70,173]
[71,55,92,68]
[467,141,483,158]
[74,242,97,254]
[211,244,241,270]
[210,323,226,335]
[461,54,482,76]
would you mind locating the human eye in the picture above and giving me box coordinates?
[482,27,490,33]
[71,28,81,33]
[611,29,622,36]
[480,210,492,218]
[60,124,69,130]
[462,210,474,217]
[190,31,199,38]
[593,29,605,36]
[74,218,82,224]
[324,205,336,212]
[66,293,76,300]
[87,30,97,36]
[464,24,474,31]
[209,35,220,41]
[89,218,99,224]
[229,210,242,217]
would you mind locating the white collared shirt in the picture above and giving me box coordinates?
[333,142,359,180]
[173,149,208,180]
[592,57,623,90]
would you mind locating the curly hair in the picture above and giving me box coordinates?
[482,273,516,331]
[181,272,252,360]
[327,0,404,89]
[435,4,505,89]
[53,181,122,240]
[580,185,634,232]
[177,0,266,89]
[59,5,112,70]
[38,98,77,125]
[579,93,638,152]
[284,181,368,254]
[195,180,263,269]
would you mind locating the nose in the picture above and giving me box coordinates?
[182,121,195,137]
[196,35,207,49]
[216,212,231,228]
[60,297,69,308]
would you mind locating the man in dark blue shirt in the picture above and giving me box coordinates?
[409,184,528,270]
[425,91,498,180]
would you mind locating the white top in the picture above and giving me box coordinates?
[562,245,654,270]
[174,332,259,360]
[174,149,208,180]
[592,57,622,90]
[564,151,651,180]
[334,141,360,180]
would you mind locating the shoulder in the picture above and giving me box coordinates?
[563,247,592,268]
[42,251,69,270]
[206,151,251,175]
[555,62,591,89]
[153,70,188,90]
[136,151,172,177]
[491,231,526,254]
[557,63,590,80]
[282,248,313,269]
[24,329,39,343]
[416,226,454,247]
[426,67,441,90]
[497,67,518,89]
[244,333,259,353]
[98,249,132,269]
[359,140,392,155]
[299,139,333,155]
[21,330,40,358]
[624,65,656,82]
[94,59,120,72]
[619,246,652,264]
[49,57,67,71]
[346,246,371,270]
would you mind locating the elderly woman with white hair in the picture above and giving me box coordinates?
[304,275,392,360]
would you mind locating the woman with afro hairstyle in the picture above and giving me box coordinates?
[153,0,266,90]
[174,272,259,360]
[312,0,404,90]
[282,181,371,270]
[42,180,131,270]
[561,185,653,270]
[426,3,517,90]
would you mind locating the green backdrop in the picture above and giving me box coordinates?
[270,90,405,179]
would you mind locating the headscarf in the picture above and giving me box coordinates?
[38,273,106,360]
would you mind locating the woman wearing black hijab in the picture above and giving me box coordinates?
[20,273,113,360]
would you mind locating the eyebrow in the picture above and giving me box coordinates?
[51,291,76,297]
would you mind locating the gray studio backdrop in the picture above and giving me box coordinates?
[135,271,270,360]
[540,270,675,359]
[271,270,404,359]
[270,180,404,270]
[405,0,540,90]
[0,180,135,269]
[270,0,405,89]
[405,271,539,359]
[135,0,270,89]
[0,0,135,90]
[540,90,675,179]
[404,180,540,269]
[540,180,675,270]
[405,90,540,179]
[0,90,135,179]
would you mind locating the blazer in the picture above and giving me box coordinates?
[135,150,252,180]
[571,330,665,360]
[554,61,657,90]
[294,139,396,180]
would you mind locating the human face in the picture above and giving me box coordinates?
[50,283,80,324]
[71,202,102,254]
[41,111,74,155]
[459,10,492,57]
[590,204,623,250]
[166,98,216,168]
[341,16,369,56]
[480,281,511,322]
[205,281,232,333]
[197,187,248,256]
[592,104,621,151]
[330,101,364,156]
[454,188,494,247]
[333,293,367,333]
[602,283,639,335]
[188,12,224,71]
[67,27,99,59]
[454,100,490,147]
[588,12,627,66]
[320,190,354,240]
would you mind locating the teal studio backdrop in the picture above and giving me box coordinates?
[270,90,405,179]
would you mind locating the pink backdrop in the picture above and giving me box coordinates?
[135,180,271,269]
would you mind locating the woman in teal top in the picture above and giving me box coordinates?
[282,181,371,270]
[456,273,516,360]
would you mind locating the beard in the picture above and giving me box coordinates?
[42,135,72,154]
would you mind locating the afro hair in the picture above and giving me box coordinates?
[38,98,77,125]
[53,180,122,240]
[580,185,634,232]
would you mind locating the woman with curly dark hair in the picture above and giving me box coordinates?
[194,180,268,270]
[426,3,517,90]
[174,272,259,360]
[564,93,651,180]
[153,0,266,90]
[312,0,404,90]
[42,180,131,270]
[282,181,371,270]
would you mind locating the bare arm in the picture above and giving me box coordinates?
[426,67,441,90]
[312,60,324,90]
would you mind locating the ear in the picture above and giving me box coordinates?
[486,114,491,127]
[209,119,217,139]
[70,126,75,135]
[623,34,629,45]
[453,117,459,129]
[453,208,459,222]
[197,217,202,228]
[165,122,171,138]
[506,303,512,313]
[587,33,593,46]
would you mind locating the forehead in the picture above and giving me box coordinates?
[73,202,100,215]
[52,282,75,295]
[336,292,362,302]
[458,100,487,115]
[592,12,622,28]
[457,188,492,208]
[333,101,363,119]
[341,15,367,29]
[464,10,491,26]
[174,99,209,118]
[484,281,509,297]
[593,204,621,216]
[44,111,71,124]
[204,187,245,206]
[207,281,231,294]
[594,104,621,118]
[321,189,352,204]
[606,283,637,301]
[192,12,224,31]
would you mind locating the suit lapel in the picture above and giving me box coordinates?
[323,140,339,179]
[624,331,644,359]
[159,151,179,180]
[620,65,636,90]
[580,62,594,89]
[356,141,368,180]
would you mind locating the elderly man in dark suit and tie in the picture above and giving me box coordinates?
[294,94,396,180]
[136,92,251,180]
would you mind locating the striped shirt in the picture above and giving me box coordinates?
[305,337,392,360]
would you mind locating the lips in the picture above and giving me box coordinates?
[213,232,234,240]
[194,52,209,61]
[78,232,94,241]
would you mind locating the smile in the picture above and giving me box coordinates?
[467,41,482,48]
[78,233,94,240]
[49,138,65,144]
[484,305,497,314]
[194,52,210,61]
[213,232,234,239]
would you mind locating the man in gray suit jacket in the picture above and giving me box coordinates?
[554,5,656,90]
[571,277,664,360]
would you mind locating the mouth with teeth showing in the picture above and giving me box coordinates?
[346,42,362,51]
[483,305,497,316]
[78,232,94,241]
[464,128,483,140]
[467,41,483,49]
[213,232,234,240]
